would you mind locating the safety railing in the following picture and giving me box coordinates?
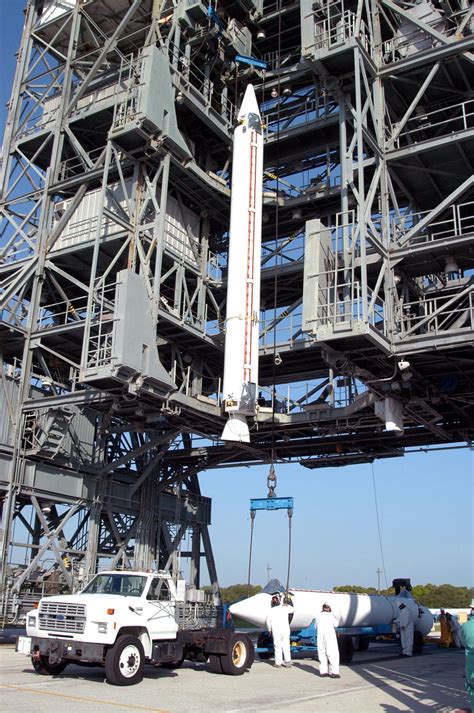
[58,145,105,181]
[206,249,224,283]
[260,234,305,268]
[262,162,341,199]
[18,65,130,140]
[37,293,89,331]
[84,281,117,373]
[315,278,387,335]
[262,49,304,73]
[391,200,474,248]
[0,295,29,327]
[381,8,464,65]
[259,305,310,351]
[263,93,338,138]
[0,239,35,264]
[246,376,364,415]
[169,356,221,404]
[395,285,474,340]
[312,11,371,58]
[16,109,57,139]
[389,99,474,150]
[168,44,235,130]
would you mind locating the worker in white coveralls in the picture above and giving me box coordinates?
[265,594,294,668]
[315,603,340,678]
[396,602,414,656]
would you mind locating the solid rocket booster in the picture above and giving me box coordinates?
[221,84,264,443]
[229,589,433,636]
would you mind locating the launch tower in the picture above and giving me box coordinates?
[1,0,473,619]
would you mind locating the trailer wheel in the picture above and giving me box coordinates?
[31,656,68,676]
[220,633,254,675]
[338,635,354,664]
[257,632,273,660]
[413,630,424,655]
[208,654,224,673]
[357,636,370,652]
[105,635,145,686]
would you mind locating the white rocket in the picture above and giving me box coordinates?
[221,84,264,443]
[229,588,433,636]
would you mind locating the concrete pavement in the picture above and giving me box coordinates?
[0,641,469,712]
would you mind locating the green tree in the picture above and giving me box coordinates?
[219,583,262,604]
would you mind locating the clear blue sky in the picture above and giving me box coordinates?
[1,2,472,592]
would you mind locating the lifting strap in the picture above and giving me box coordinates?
[246,477,294,597]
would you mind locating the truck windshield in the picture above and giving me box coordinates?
[83,574,147,597]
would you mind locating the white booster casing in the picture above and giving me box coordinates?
[229,589,433,635]
[221,84,263,443]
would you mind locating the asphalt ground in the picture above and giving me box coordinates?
[0,640,470,713]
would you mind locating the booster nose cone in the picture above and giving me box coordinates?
[238,84,261,121]
[229,593,271,627]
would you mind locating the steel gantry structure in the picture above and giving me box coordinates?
[0,0,473,620]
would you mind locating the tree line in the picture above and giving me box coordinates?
[217,583,473,608]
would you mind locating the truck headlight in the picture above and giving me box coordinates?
[98,622,108,634]
[28,615,36,627]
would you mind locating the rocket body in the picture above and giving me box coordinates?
[222,85,263,443]
[229,589,433,636]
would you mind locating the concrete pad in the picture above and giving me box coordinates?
[0,641,469,712]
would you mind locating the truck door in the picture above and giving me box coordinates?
[144,577,179,639]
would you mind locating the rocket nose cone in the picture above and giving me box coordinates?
[229,593,270,626]
[238,84,261,121]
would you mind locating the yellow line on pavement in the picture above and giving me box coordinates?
[0,684,169,712]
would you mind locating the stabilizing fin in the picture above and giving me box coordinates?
[221,414,250,443]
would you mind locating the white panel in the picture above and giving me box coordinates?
[52,180,200,267]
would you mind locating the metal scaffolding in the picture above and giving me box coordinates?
[1,0,473,620]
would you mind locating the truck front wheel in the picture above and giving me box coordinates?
[32,655,68,676]
[105,635,145,686]
[220,633,254,675]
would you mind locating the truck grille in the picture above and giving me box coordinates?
[38,602,86,634]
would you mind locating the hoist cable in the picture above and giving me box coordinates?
[247,511,256,597]
[285,509,293,595]
[371,462,389,590]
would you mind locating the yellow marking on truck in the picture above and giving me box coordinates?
[0,684,169,711]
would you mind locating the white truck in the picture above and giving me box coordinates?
[16,570,254,685]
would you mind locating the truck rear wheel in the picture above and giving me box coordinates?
[105,635,145,686]
[208,654,224,673]
[338,635,354,664]
[220,633,254,675]
[32,655,68,676]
